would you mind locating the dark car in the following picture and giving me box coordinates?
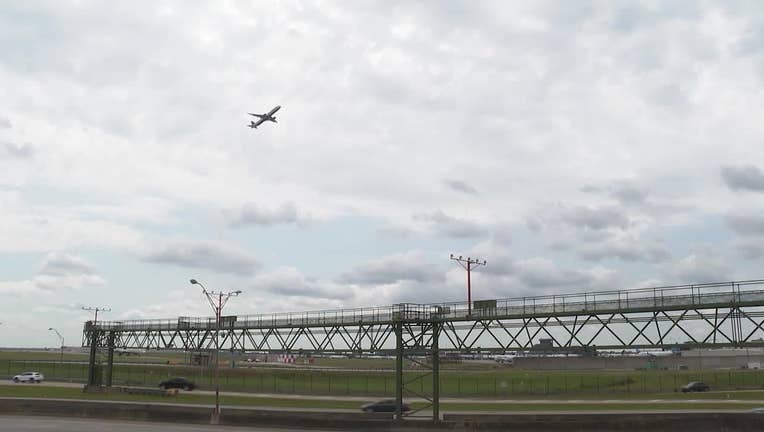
[159,377,195,391]
[681,381,710,393]
[361,399,411,413]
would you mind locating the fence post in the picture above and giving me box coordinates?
[546,375,549,395]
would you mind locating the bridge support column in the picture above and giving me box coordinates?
[394,321,404,421]
[105,332,115,387]
[432,321,440,421]
[87,329,100,387]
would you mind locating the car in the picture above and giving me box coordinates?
[158,377,195,391]
[681,381,710,393]
[12,372,44,383]
[361,399,411,413]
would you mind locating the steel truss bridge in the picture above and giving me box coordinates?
[83,279,764,420]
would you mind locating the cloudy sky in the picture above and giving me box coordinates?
[2,0,764,347]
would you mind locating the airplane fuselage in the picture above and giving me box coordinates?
[247,105,281,129]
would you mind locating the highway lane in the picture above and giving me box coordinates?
[3,380,764,405]
[0,416,329,432]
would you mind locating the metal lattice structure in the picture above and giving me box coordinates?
[83,279,764,420]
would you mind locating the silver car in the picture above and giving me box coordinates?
[12,371,44,383]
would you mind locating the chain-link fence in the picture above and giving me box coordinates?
[4,359,763,397]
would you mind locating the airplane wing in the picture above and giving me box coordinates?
[248,113,267,119]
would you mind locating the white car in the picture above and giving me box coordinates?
[12,372,44,383]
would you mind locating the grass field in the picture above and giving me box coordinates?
[5,357,764,398]
[2,385,764,412]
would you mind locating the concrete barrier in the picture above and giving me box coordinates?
[444,411,763,432]
[1,398,763,431]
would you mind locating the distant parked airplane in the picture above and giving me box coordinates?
[247,105,281,129]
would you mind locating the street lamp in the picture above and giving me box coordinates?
[190,278,241,423]
[48,328,65,363]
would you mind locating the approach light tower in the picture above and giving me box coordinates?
[82,306,111,324]
[450,254,487,315]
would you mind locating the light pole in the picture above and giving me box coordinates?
[190,278,241,423]
[48,328,65,363]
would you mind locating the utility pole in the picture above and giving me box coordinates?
[190,278,241,424]
[82,306,111,325]
[449,254,487,315]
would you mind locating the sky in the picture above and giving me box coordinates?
[2,0,764,348]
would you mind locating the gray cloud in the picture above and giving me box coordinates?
[515,258,598,288]
[580,239,670,263]
[582,180,647,205]
[225,202,308,228]
[39,252,94,276]
[415,210,487,238]
[721,165,764,192]
[609,183,647,205]
[444,179,479,195]
[0,117,10,129]
[734,240,764,260]
[339,251,442,285]
[252,267,346,299]
[2,141,34,158]
[559,205,630,231]
[726,213,764,236]
[141,239,259,275]
[667,250,731,284]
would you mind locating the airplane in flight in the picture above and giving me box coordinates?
[247,105,281,129]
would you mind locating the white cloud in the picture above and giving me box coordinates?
[2,1,764,346]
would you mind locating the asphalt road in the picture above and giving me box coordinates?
[0,416,331,432]
[3,380,764,405]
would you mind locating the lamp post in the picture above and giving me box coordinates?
[48,328,65,363]
[190,278,241,423]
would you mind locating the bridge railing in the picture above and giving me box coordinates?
[89,279,764,331]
